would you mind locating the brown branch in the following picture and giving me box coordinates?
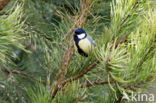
[52,40,75,98]
[61,60,99,85]
[80,80,114,88]
[78,57,112,88]
[0,66,10,74]
[114,81,146,103]
[0,0,10,10]
[56,40,74,82]
[52,60,99,99]
[0,66,45,84]
[12,70,46,84]
[115,34,128,48]
[52,60,99,98]
[25,22,53,42]
[0,11,8,15]
[123,81,145,90]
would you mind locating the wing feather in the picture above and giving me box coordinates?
[86,35,96,46]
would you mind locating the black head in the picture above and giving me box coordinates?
[74,28,86,35]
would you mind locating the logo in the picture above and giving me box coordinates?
[122,92,155,102]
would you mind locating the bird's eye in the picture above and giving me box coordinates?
[75,31,80,34]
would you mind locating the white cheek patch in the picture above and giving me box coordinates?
[77,33,86,39]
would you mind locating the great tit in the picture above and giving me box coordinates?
[74,28,96,57]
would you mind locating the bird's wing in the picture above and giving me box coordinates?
[86,35,96,46]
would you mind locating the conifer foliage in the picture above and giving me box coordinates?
[0,0,156,103]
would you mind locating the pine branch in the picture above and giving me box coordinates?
[80,80,114,88]
[56,0,93,81]
[51,60,99,98]
[0,0,10,10]
[25,22,53,41]
[52,0,94,98]
[0,66,45,84]
[0,11,8,15]
[114,34,128,48]
[56,40,74,82]
[62,60,99,85]
[78,57,113,88]
[115,81,147,103]
[136,45,155,68]
[123,81,145,90]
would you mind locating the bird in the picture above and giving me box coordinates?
[73,28,96,57]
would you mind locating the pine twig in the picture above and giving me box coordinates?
[115,81,146,103]
[25,22,53,41]
[0,66,45,84]
[80,80,114,88]
[52,60,99,98]
[123,81,145,90]
[61,60,99,85]
[56,40,74,82]
[115,34,128,48]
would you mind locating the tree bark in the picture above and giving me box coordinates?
[0,0,10,10]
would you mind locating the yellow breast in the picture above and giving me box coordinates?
[78,38,93,54]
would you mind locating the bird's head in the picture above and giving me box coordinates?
[74,28,87,39]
